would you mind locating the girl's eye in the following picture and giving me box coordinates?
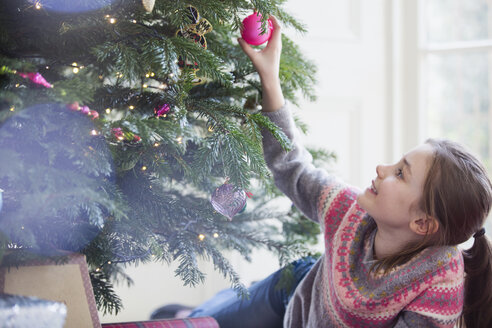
[396,168,404,179]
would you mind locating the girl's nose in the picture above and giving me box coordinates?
[376,164,385,178]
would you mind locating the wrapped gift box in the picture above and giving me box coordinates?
[0,252,100,328]
[101,317,219,328]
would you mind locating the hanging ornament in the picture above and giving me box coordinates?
[18,72,53,88]
[66,102,99,120]
[112,127,142,144]
[154,103,171,118]
[142,0,155,12]
[175,5,213,84]
[210,182,247,220]
[241,12,273,46]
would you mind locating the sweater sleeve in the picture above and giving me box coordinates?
[261,104,346,223]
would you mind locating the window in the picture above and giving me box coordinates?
[421,0,492,171]
[418,0,492,238]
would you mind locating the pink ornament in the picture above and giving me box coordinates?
[89,110,99,120]
[81,105,90,114]
[133,135,141,142]
[154,104,171,117]
[210,183,247,220]
[67,102,80,111]
[18,72,53,88]
[240,12,273,46]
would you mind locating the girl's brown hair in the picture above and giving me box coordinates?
[421,139,492,328]
[371,139,492,327]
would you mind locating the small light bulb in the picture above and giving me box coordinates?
[213,233,219,238]
[109,17,116,24]
[129,105,134,110]
[105,108,111,114]
[145,73,150,78]
[131,19,137,24]
[72,62,78,67]
[141,166,147,171]
[118,73,124,78]
[198,234,206,241]
[176,136,183,143]
[35,2,42,9]
[72,67,79,74]
[158,83,168,90]
[107,261,112,264]
[90,129,98,136]
[143,84,148,88]
[208,126,214,132]
[9,106,15,112]
[150,72,155,77]
[45,66,50,69]
[95,268,101,272]
[154,142,160,147]
[15,84,20,88]
[168,73,174,78]
[105,14,110,18]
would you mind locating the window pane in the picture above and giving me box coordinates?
[425,0,491,43]
[425,51,491,171]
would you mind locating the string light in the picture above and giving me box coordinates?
[35,1,42,10]
[145,73,150,78]
[158,83,168,90]
[45,66,50,70]
[72,67,79,74]
[9,106,15,112]
[198,234,205,241]
[15,84,20,88]
[109,17,117,24]
[176,136,183,144]
[141,166,147,171]
[142,84,148,88]
[213,233,219,238]
[105,108,111,114]
[72,62,78,67]
[153,142,160,147]
[129,105,134,110]
[95,268,101,272]
[90,129,98,136]
[150,72,155,77]
[107,261,112,264]
[208,126,214,132]
[131,19,137,24]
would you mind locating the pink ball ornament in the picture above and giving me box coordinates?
[241,12,273,46]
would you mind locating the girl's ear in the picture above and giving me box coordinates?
[410,216,440,235]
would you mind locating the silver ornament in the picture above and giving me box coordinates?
[210,183,247,220]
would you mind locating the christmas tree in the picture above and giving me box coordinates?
[0,0,327,314]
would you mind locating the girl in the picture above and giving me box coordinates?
[190,16,492,327]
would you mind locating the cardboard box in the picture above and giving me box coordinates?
[0,252,101,328]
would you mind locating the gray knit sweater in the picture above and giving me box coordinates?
[261,105,464,328]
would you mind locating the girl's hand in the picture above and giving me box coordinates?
[238,15,282,84]
[238,15,284,112]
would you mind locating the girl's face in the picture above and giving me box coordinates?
[357,144,435,231]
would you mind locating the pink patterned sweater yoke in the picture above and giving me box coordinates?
[261,105,464,327]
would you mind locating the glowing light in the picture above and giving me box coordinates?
[143,84,148,88]
[153,142,160,147]
[168,73,174,78]
[141,166,147,171]
[208,126,214,132]
[45,66,50,69]
[15,84,20,88]
[150,72,155,77]
[35,1,42,10]
[95,268,100,272]
[109,17,116,24]
[198,234,205,241]
[131,19,137,24]
[176,136,183,143]
[72,67,79,74]
[107,261,112,264]
[129,105,134,110]
[145,73,150,78]
[105,108,111,114]
[158,83,168,90]
[9,107,15,112]
[72,62,78,67]
[90,129,98,136]
[213,233,219,238]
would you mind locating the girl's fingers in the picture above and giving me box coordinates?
[268,15,282,44]
[238,37,256,59]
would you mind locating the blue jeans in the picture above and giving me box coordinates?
[188,256,316,328]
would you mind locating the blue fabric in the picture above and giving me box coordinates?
[188,257,316,328]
